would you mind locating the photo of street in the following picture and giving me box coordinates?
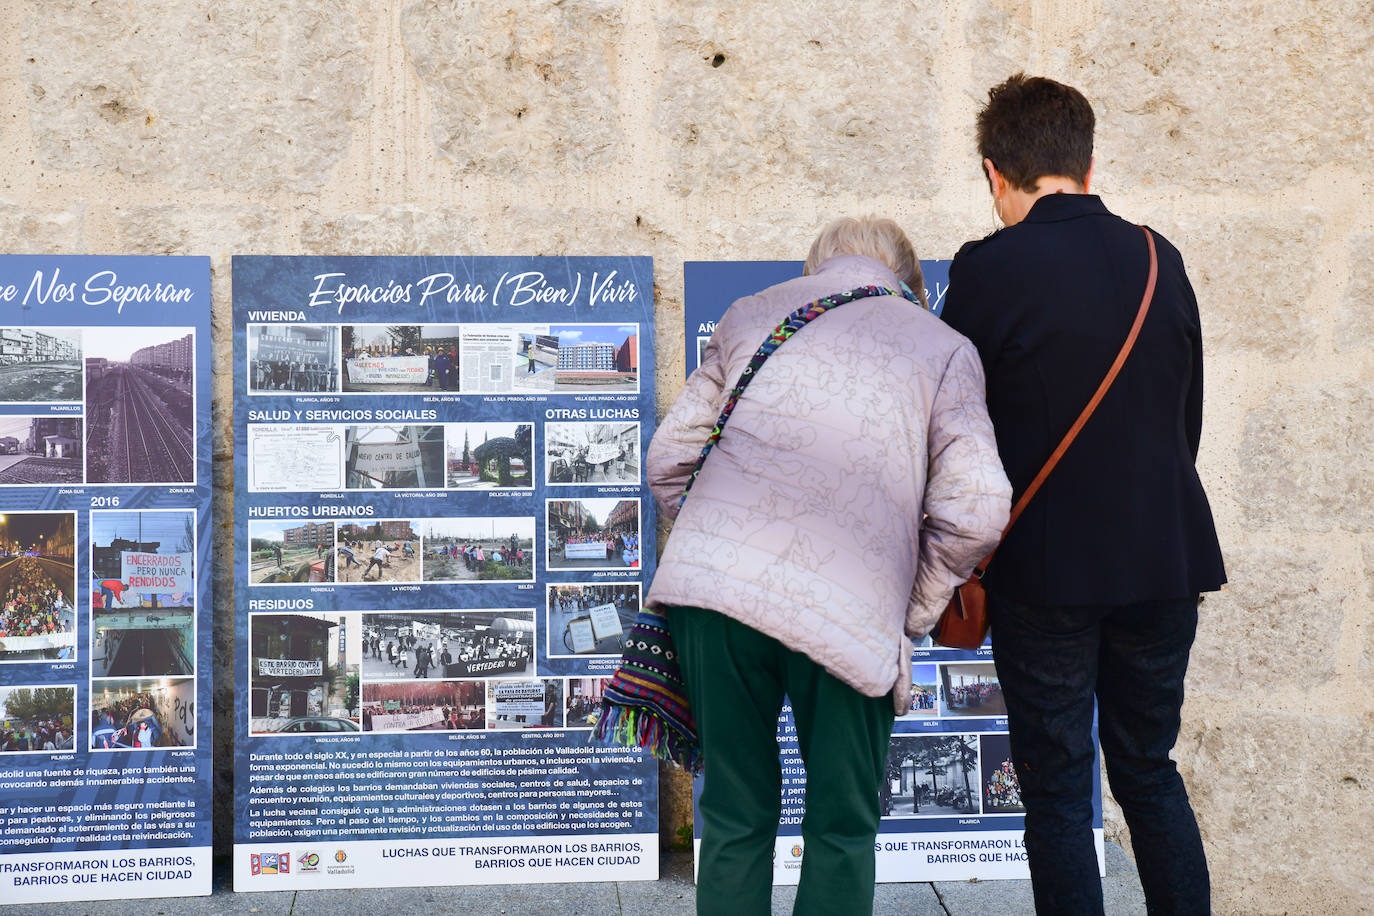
[0,416,82,485]
[0,513,76,663]
[546,498,641,570]
[544,421,639,485]
[513,324,639,393]
[0,327,82,402]
[84,327,195,484]
[547,583,640,656]
[361,681,485,732]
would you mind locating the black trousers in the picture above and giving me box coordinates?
[989,595,1210,916]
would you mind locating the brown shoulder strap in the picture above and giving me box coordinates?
[976,225,1158,575]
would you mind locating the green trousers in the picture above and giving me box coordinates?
[667,605,895,916]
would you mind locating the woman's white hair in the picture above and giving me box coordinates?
[803,216,927,307]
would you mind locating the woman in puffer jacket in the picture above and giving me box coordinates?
[646,216,1010,916]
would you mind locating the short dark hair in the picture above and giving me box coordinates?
[976,73,1094,192]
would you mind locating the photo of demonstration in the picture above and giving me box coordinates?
[0,327,82,402]
[84,327,195,484]
[980,733,1025,815]
[361,610,535,680]
[547,583,640,657]
[344,424,444,489]
[336,520,421,584]
[421,517,534,583]
[0,415,82,485]
[248,613,360,735]
[882,734,981,818]
[361,681,485,733]
[514,324,638,393]
[247,324,339,393]
[486,678,563,730]
[90,678,194,750]
[0,685,74,753]
[564,678,607,729]
[341,324,459,393]
[0,512,76,663]
[546,498,641,570]
[939,662,1007,718]
[544,421,639,485]
[445,422,533,489]
[248,519,336,584]
[90,510,195,678]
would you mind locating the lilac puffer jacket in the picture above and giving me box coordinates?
[646,255,1010,699]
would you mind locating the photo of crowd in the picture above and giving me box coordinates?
[544,421,639,485]
[445,422,533,489]
[564,678,607,729]
[89,678,194,750]
[421,518,534,583]
[341,324,459,393]
[547,583,640,656]
[0,512,76,663]
[546,498,641,570]
[979,733,1024,814]
[939,663,1007,718]
[0,685,74,753]
[360,611,535,680]
[895,663,940,720]
[247,324,339,393]
[361,681,485,733]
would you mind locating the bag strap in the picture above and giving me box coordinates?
[975,225,1159,576]
[680,283,923,506]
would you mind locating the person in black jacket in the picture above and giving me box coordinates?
[942,74,1226,916]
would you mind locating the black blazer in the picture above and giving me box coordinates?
[943,194,1225,606]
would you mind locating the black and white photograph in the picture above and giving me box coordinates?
[545,421,639,485]
[546,498,641,570]
[336,520,421,584]
[341,324,459,393]
[938,662,1007,718]
[0,512,76,663]
[882,734,981,818]
[486,678,563,730]
[421,517,535,583]
[0,327,82,402]
[247,612,361,735]
[361,681,485,732]
[248,520,335,585]
[248,324,339,393]
[84,327,195,484]
[514,324,638,393]
[895,662,940,720]
[445,421,533,489]
[90,510,195,678]
[344,424,444,489]
[0,415,83,485]
[360,610,534,680]
[0,684,75,752]
[979,733,1024,815]
[547,583,640,656]
[90,678,195,750]
[565,678,607,729]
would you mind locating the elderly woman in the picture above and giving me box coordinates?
[942,75,1226,915]
[646,216,1010,915]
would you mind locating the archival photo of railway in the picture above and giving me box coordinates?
[84,327,195,484]
[0,327,82,403]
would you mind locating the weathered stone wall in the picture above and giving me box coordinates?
[2,2,1369,911]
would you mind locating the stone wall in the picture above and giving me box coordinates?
[2,1,1369,911]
